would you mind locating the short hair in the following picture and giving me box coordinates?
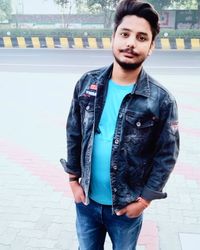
[114,0,160,41]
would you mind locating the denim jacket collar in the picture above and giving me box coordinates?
[96,64,151,98]
[134,69,151,97]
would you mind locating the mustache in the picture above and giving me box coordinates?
[119,48,139,56]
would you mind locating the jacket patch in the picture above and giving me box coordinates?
[170,121,179,133]
[85,83,97,97]
[86,90,97,96]
[90,84,97,90]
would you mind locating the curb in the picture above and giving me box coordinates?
[0,37,200,49]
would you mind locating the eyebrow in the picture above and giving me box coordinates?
[119,28,132,32]
[138,32,149,37]
[119,28,149,36]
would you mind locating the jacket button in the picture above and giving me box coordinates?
[114,139,119,144]
[86,105,90,110]
[113,188,117,193]
[136,121,141,127]
[113,165,118,170]
[119,113,123,119]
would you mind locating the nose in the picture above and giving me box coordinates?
[126,36,136,48]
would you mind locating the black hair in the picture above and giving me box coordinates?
[114,0,160,41]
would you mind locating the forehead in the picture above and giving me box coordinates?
[117,15,152,35]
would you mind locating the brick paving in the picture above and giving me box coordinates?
[0,72,200,250]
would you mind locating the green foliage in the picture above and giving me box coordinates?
[54,0,69,8]
[76,0,120,27]
[170,0,198,9]
[0,28,112,38]
[148,0,172,12]
[149,0,200,11]
[86,0,119,11]
[160,29,200,38]
[0,28,200,39]
[0,0,12,22]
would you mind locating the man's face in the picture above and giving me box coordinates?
[112,15,154,70]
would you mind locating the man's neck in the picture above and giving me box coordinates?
[111,62,142,85]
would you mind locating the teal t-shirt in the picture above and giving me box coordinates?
[89,79,135,205]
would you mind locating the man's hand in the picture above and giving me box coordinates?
[70,181,86,204]
[116,198,150,218]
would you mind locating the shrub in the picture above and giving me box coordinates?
[0,28,200,38]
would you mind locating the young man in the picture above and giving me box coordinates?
[61,0,179,249]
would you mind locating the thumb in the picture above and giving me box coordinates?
[116,208,126,216]
[81,194,86,204]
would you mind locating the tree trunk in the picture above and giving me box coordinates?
[103,10,114,28]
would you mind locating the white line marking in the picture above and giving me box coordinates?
[0,63,200,69]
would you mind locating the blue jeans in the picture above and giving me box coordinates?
[75,199,143,250]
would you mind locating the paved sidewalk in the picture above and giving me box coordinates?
[0,72,200,250]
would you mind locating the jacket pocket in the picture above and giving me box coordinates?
[125,113,156,139]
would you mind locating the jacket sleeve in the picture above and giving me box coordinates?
[141,96,180,201]
[60,80,82,177]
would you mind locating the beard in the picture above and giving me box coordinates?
[113,54,144,71]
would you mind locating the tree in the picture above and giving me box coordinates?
[147,0,164,12]
[78,0,195,28]
[54,0,72,28]
[0,0,12,23]
[147,0,200,28]
[197,0,200,27]
[147,0,194,12]
[76,0,120,28]
[149,0,200,12]
[54,0,69,8]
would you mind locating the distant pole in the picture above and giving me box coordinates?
[15,0,24,28]
[18,0,24,14]
[198,0,200,28]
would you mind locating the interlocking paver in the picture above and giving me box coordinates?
[26,238,56,248]
[0,245,11,250]
[10,236,30,250]
[0,228,18,245]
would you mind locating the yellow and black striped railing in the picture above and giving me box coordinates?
[0,36,200,49]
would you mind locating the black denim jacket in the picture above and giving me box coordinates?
[61,64,180,210]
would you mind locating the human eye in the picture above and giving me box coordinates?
[137,34,148,42]
[120,32,129,38]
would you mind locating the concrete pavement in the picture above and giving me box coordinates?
[0,71,200,250]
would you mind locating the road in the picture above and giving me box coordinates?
[0,49,200,250]
[0,48,200,75]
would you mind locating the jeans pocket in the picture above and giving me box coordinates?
[123,212,143,220]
